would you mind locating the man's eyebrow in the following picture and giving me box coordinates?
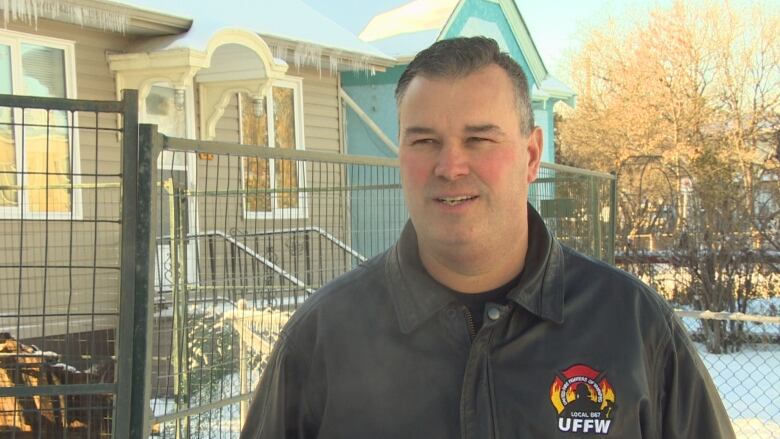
[402,126,437,137]
[464,124,505,135]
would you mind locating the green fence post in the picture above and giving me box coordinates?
[609,173,617,265]
[129,122,159,439]
[117,89,139,439]
[589,175,602,261]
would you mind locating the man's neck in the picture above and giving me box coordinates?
[418,229,528,294]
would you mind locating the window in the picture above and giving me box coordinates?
[240,78,306,219]
[0,31,78,218]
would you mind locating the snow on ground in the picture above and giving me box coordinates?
[696,343,780,439]
[732,418,780,439]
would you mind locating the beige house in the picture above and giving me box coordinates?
[0,0,395,340]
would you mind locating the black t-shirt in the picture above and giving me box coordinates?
[450,272,520,331]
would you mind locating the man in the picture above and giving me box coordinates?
[241,37,735,438]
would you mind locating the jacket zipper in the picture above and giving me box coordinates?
[463,307,477,341]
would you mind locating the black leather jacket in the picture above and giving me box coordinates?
[241,207,735,439]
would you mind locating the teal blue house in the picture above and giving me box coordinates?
[340,0,576,257]
[341,0,576,161]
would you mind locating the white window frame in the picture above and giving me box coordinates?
[0,30,81,220]
[240,77,307,220]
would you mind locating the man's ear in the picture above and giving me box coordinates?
[526,127,544,184]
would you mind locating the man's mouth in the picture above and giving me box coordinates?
[436,195,478,206]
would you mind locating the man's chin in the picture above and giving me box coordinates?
[425,228,479,248]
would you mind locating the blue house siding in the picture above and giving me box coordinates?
[342,66,404,158]
[342,67,407,257]
[347,164,407,261]
[441,0,537,90]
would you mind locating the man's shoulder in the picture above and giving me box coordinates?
[560,245,674,321]
[279,249,391,338]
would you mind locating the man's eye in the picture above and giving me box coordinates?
[412,138,436,145]
[468,137,492,143]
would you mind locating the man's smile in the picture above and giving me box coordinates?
[436,195,479,206]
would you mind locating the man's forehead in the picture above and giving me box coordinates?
[399,65,515,106]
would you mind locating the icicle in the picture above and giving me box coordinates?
[2,0,128,33]
[329,51,341,77]
[31,0,38,29]
[345,56,373,76]
[272,44,287,62]
[293,42,322,75]
[72,3,83,27]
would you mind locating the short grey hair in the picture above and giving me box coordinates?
[395,36,534,135]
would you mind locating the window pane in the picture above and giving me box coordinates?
[24,110,71,213]
[240,93,270,212]
[21,44,70,213]
[0,44,16,207]
[272,87,298,209]
[244,157,270,212]
[240,93,268,146]
[21,44,65,98]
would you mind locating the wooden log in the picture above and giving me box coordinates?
[0,333,113,437]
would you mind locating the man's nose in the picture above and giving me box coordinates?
[433,142,469,180]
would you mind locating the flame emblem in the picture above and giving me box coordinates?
[550,364,616,435]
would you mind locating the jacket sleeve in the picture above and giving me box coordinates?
[659,312,736,439]
[239,335,319,439]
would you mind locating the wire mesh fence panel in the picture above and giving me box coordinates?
[0,95,619,438]
[0,94,136,438]
[147,141,406,437]
[675,310,780,439]
[530,164,616,263]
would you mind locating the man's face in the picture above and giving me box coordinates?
[398,64,543,252]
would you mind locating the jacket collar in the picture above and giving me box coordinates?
[386,204,565,334]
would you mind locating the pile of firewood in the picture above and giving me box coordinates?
[0,333,113,438]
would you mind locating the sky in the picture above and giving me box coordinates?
[301,0,778,78]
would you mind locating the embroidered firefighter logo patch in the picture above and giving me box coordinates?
[550,364,616,435]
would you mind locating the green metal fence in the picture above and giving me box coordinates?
[0,91,149,438]
[531,164,616,264]
[0,93,616,438]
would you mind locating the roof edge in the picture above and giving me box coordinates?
[1,0,193,35]
[262,35,396,71]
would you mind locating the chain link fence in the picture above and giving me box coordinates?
[675,309,780,438]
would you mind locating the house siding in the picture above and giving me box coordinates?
[0,20,133,339]
[0,21,358,339]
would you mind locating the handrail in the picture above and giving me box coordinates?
[158,226,368,263]
[214,227,368,263]
[199,230,315,295]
